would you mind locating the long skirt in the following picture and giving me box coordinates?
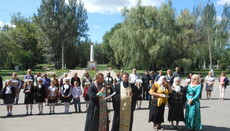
[149,103,165,124]
[168,104,185,122]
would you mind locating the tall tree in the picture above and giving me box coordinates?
[34,0,88,69]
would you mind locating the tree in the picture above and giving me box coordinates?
[34,0,88,69]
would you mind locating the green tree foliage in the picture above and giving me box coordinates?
[34,0,88,68]
[102,0,230,71]
[0,13,44,69]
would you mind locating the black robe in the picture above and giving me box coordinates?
[111,82,141,131]
[84,83,109,131]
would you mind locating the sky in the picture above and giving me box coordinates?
[0,0,229,43]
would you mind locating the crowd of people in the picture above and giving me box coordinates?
[0,67,229,131]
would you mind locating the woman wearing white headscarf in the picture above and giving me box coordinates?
[168,77,186,129]
[149,76,172,131]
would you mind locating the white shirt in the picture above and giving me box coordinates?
[72,86,82,98]
[129,73,140,83]
[48,86,58,97]
[5,86,12,94]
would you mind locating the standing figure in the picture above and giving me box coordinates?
[71,73,81,86]
[168,77,186,129]
[136,79,143,109]
[172,67,182,80]
[47,79,58,114]
[129,69,140,84]
[82,72,92,87]
[155,70,163,82]
[24,69,35,82]
[148,76,172,131]
[166,69,173,86]
[11,72,22,104]
[23,79,35,116]
[60,78,72,113]
[142,71,151,100]
[84,73,109,131]
[83,82,90,111]
[111,72,141,131]
[205,71,215,100]
[198,73,204,99]
[72,81,82,112]
[2,80,16,116]
[185,74,202,130]
[35,77,46,115]
[219,72,228,100]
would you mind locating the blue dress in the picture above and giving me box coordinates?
[185,84,202,130]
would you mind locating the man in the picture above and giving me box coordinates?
[129,69,140,84]
[112,72,141,131]
[24,69,34,82]
[172,67,182,80]
[150,71,156,82]
[142,71,151,100]
[11,72,22,104]
[155,70,163,82]
[71,73,81,86]
[85,73,109,131]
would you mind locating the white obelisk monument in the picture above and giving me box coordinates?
[88,43,96,69]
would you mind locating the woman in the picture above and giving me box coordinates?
[60,78,72,113]
[185,74,202,131]
[47,79,58,114]
[23,79,35,116]
[35,77,46,115]
[219,72,228,100]
[168,77,186,129]
[205,71,215,100]
[2,80,16,116]
[149,76,172,131]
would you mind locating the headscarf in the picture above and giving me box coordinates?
[172,77,181,93]
[157,76,166,91]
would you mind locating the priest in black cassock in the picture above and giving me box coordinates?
[111,72,141,131]
[84,73,109,131]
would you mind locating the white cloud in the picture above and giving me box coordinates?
[217,0,230,5]
[216,16,222,21]
[82,0,165,14]
[0,21,4,27]
[0,21,16,28]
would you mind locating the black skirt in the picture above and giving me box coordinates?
[61,96,72,103]
[48,97,57,103]
[35,96,46,103]
[84,94,90,101]
[24,93,34,104]
[4,94,15,105]
[149,99,165,124]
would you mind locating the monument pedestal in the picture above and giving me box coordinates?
[88,61,97,70]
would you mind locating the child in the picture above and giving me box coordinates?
[23,79,35,116]
[83,82,90,111]
[35,77,46,115]
[60,78,72,113]
[47,79,58,114]
[2,80,16,116]
[136,79,143,109]
[72,81,82,112]
[148,80,154,100]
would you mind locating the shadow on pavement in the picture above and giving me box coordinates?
[202,125,230,131]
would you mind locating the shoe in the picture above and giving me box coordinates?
[49,112,52,115]
[53,111,55,114]
[30,112,32,115]
[25,113,28,116]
